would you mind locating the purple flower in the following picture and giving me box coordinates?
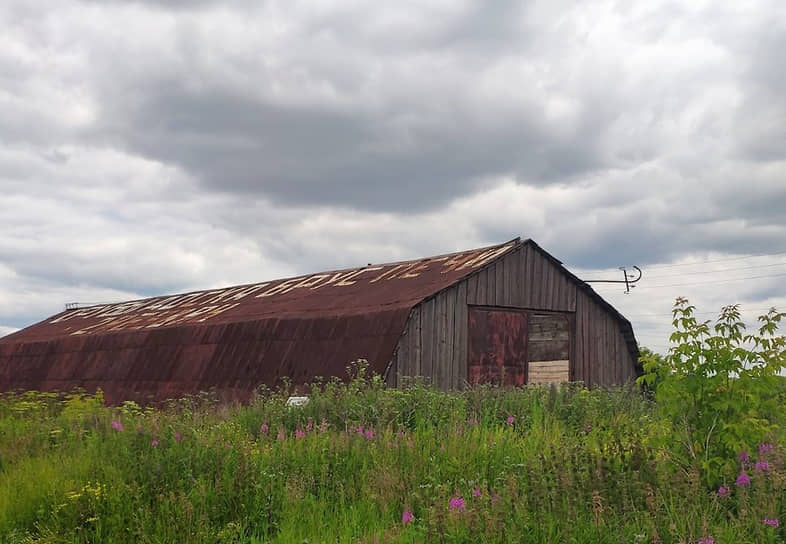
[506,416,515,425]
[319,419,329,433]
[759,442,775,455]
[584,423,592,433]
[260,423,269,434]
[295,428,306,439]
[472,488,482,497]
[735,472,751,487]
[111,421,124,432]
[151,439,159,447]
[174,432,182,443]
[364,428,375,440]
[277,429,286,441]
[401,510,414,525]
[354,425,364,435]
[697,538,715,544]
[738,450,750,463]
[763,518,779,528]
[717,485,730,498]
[449,497,466,511]
[755,460,770,473]
[466,417,479,427]
[306,421,314,432]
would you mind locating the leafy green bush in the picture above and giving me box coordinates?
[638,297,785,486]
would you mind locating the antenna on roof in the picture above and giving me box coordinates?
[584,266,642,294]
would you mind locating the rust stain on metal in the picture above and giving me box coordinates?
[0,240,518,403]
[468,308,528,387]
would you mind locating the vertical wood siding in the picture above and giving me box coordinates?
[387,244,637,389]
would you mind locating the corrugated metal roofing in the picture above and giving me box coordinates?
[0,238,639,402]
[0,240,519,402]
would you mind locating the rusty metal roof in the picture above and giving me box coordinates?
[0,240,519,402]
[0,238,639,402]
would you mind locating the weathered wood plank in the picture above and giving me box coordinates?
[528,360,569,384]
[453,281,468,389]
[435,290,449,389]
[444,286,457,389]
[496,259,505,305]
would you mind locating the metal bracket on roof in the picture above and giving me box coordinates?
[584,266,642,294]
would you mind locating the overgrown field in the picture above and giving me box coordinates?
[0,375,783,543]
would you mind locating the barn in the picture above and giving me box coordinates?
[0,238,640,403]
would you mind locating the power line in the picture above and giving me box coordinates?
[643,260,786,280]
[622,307,780,318]
[591,271,786,290]
[643,250,786,270]
[574,250,786,280]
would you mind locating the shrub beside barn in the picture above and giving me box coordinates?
[0,238,639,403]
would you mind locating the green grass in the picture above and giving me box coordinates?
[0,378,783,543]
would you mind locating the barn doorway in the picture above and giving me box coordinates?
[467,307,571,386]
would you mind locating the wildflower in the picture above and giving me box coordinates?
[111,421,124,432]
[319,419,329,433]
[697,537,715,544]
[295,428,306,439]
[759,443,774,455]
[277,429,286,441]
[491,492,500,503]
[738,450,750,463]
[506,416,515,425]
[717,485,730,498]
[735,472,751,487]
[174,432,182,443]
[355,425,364,435]
[260,423,269,434]
[755,460,770,473]
[472,488,482,497]
[584,423,592,433]
[449,497,466,511]
[151,439,159,447]
[306,420,314,432]
[763,518,779,528]
[401,510,414,525]
[466,417,479,426]
[363,428,375,440]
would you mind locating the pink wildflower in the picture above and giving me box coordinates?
[355,425,364,435]
[449,497,466,511]
[295,428,306,439]
[260,423,269,434]
[363,428,375,440]
[472,488,482,497]
[174,432,182,443]
[466,417,478,426]
[759,442,775,455]
[401,510,414,525]
[151,439,159,447]
[319,419,329,433]
[697,538,715,544]
[506,416,515,425]
[735,472,751,487]
[306,420,314,432]
[755,460,770,473]
[277,429,286,441]
[763,518,779,528]
[491,492,500,503]
[717,485,730,498]
[111,421,124,432]
[738,450,750,463]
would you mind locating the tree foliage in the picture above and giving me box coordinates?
[638,297,785,485]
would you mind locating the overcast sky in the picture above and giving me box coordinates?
[1,0,785,355]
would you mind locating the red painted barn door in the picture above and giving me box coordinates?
[468,308,528,386]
